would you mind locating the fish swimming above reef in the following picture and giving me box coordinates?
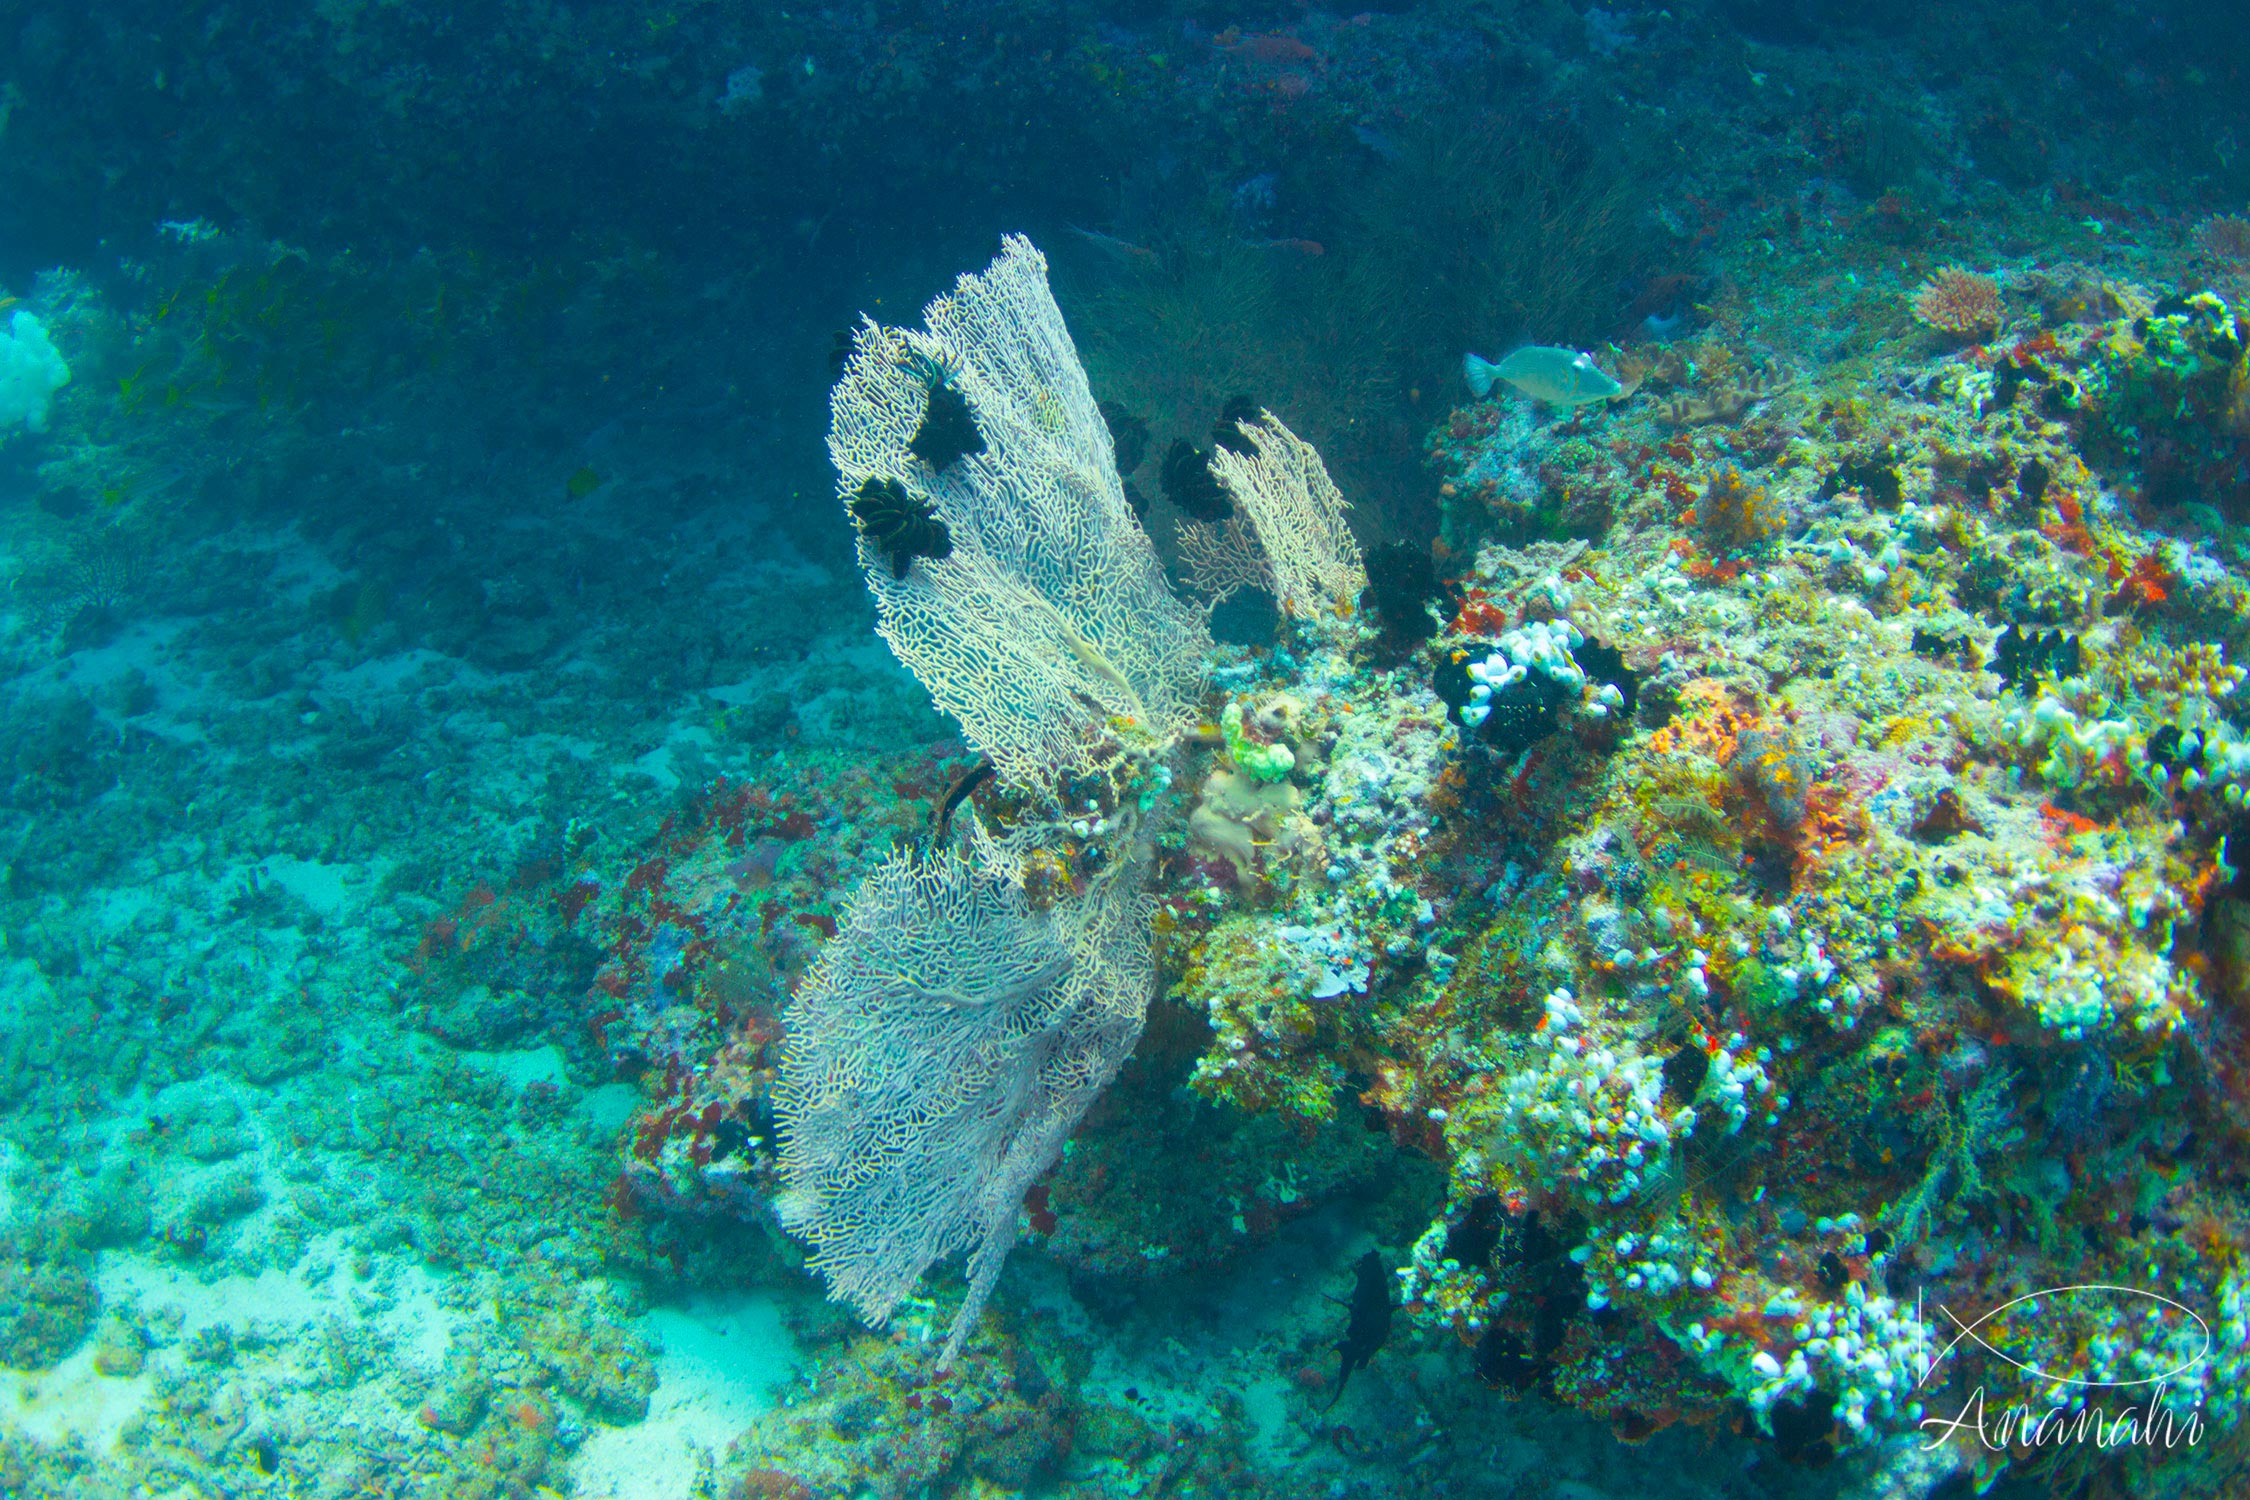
[1464,346,1623,407]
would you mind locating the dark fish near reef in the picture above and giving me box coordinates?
[851,477,952,578]
[1328,1249,1393,1408]
[928,757,994,848]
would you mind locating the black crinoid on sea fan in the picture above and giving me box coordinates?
[852,477,952,578]
[1161,438,1232,521]
[1212,394,1261,456]
[904,348,986,472]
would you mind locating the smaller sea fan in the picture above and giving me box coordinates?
[852,477,952,578]
[1910,267,2002,336]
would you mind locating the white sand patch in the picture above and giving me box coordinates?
[570,1291,801,1500]
[321,646,454,698]
[631,725,717,794]
[83,882,162,934]
[457,1050,639,1134]
[457,1043,573,1092]
[582,1083,643,1132]
[258,853,368,923]
[48,616,228,746]
[255,525,352,609]
[102,1234,476,1377]
[0,1238,485,1459]
[0,1344,156,1453]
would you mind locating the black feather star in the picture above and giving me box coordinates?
[1160,438,1232,521]
[1988,625,2082,696]
[909,382,986,472]
[852,478,952,578]
[1212,394,1262,456]
[1099,400,1151,474]
[1362,541,1446,645]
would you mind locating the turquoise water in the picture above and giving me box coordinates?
[4,5,2250,1498]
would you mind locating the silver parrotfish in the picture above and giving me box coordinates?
[1464,346,1623,407]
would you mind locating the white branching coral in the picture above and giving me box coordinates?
[776,849,1156,1365]
[1205,410,1367,626]
[828,235,1214,791]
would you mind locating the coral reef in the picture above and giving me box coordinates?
[10,5,2250,1499]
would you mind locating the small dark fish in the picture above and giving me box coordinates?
[930,757,994,847]
[1160,438,1231,520]
[565,465,604,499]
[2017,458,2051,507]
[828,327,856,378]
[1328,1249,1393,1408]
[910,383,986,471]
[851,477,952,578]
